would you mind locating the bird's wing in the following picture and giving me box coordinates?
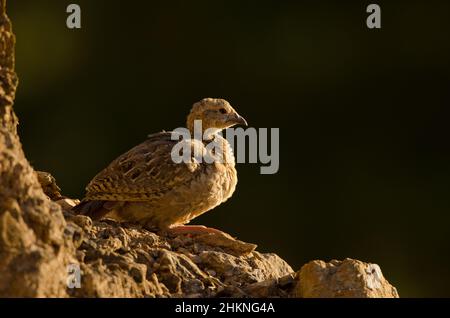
[85,132,204,201]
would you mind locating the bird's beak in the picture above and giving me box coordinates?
[228,112,248,127]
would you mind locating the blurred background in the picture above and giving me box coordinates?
[8,0,450,297]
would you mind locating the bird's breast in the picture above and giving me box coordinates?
[203,137,238,203]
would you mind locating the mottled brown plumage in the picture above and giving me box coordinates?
[73,98,247,232]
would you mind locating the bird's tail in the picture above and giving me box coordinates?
[72,199,114,220]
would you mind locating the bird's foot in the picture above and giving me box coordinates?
[164,225,227,237]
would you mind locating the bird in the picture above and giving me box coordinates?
[72,98,247,235]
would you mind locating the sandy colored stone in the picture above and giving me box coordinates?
[0,1,73,297]
[36,171,63,201]
[193,231,257,256]
[62,210,293,297]
[56,198,80,210]
[295,258,399,298]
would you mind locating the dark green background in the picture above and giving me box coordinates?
[9,1,450,297]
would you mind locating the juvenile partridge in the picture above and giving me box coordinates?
[73,98,247,234]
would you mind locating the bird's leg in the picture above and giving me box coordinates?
[165,225,226,236]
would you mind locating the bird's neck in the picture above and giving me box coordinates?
[187,122,222,141]
[202,133,236,165]
[203,128,222,140]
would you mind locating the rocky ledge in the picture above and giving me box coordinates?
[0,172,399,298]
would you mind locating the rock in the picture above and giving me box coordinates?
[0,10,73,296]
[61,202,399,298]
[295,258,399,298]
[0,158,75,297]
[63,209,293,297]
[1,173,402,299]
[2,166,401,298]
[56,198,80,210]
[243,273,296,297]
[36,171,64,201]
[192,232,257,256]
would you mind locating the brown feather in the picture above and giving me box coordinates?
[72,200,118,220]
[75,98,244,229]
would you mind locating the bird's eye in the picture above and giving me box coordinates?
[218,108,227,114]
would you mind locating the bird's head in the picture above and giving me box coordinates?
[186,98,247,134]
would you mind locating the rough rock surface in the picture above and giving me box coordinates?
[0,0,74,297]
[61,202,294,298]
[46,185,399,298]
[0,0,399,298]
[295,259,399,298]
